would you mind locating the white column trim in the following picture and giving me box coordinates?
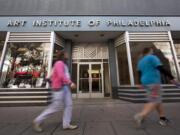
[47,32,55,88]
[115,47,120,86]
[168,31,180,80]
[0,32,10,72]
[125,31,135,86]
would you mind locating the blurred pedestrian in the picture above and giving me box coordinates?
[33,51,78,132]
[134,47,179,128]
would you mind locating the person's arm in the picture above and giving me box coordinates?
[138,70,142,82]
[156,65,174,80]
[137,70,144,89]
[156,65,180,87]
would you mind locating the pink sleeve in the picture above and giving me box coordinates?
[54,61,72,84]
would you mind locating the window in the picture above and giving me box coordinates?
[174,42,180,66]
[0,41,4,60]
[0,42,50,88]
[116,44,130,85]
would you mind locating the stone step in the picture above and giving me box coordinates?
[0,91,49,94]
[0,91,50,96]
[117,89,180,93]
[118,96,180,103]
[0,88,50,92]
[0,88,51,106]
[0,100,50,107]
[0,95,49,99]
[116,87,180,103]
[117,85,178,89]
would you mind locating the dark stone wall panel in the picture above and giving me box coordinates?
[0,0,180,15]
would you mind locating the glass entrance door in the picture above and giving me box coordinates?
[77,63,104,98]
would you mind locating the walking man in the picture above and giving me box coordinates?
[134,47,179,127]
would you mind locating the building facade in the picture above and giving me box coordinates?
[0,0,180,99]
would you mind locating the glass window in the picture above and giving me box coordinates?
[103,63,111,96]
[0,42,50,88]
[0,41,4,60]
[130,42,177,84]
[174,42,180,67]
[71,63,77,93]
[116,44,130,85]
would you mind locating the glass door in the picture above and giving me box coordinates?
[90,64,103,97]
[78,64,90,98]
[77,63,104,98]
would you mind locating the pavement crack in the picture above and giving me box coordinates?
[110,121,118,135]
[82,122,87,135]
[18,124,31,135]
[50,122,61,135]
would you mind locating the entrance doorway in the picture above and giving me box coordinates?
[77,63,104,98]
[71,43,111,98]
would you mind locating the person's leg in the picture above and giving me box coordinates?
[33,90,64,132]
[156,103,170,126]
[134,102,157,128]
[63,86,72,127]
[156,103,165,117]
[62,86,78,129]
[140,103,158,117]
[34,91,64,124]
[134,84,158,127]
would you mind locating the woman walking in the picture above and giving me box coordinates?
[33,51,78,132]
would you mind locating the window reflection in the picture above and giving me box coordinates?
[174,42,180,67]
[0,42,3,60]
[0,42,50,88]
[71,63,77,93]
[116,44,130,85]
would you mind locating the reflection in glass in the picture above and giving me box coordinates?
[79,64,89,93]
[72,63,77,93]
[130,42,177,84]
[91,64,102,92]
[116,44,130,85]
[0,44,3,60]
[174,42,180,67]
[103,63,111,97]
[0,42,50,88]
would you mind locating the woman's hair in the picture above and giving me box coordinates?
[142,47,153,56]
[56,51,65,61]
[55,51,68,64]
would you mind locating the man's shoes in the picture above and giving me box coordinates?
[159,118,170,126]
[63,124,78,130]
[32,121,43,132]
[134,114,144,128]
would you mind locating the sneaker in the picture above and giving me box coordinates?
[32,121,43,132]
[63,124,78,130]
[134,114,144,128]
[159,118,170,126]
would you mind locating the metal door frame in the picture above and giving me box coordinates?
[77,62,104,98]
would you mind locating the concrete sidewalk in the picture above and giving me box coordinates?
[0,99,180,135]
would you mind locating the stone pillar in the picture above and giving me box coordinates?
[108,39,118,98]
